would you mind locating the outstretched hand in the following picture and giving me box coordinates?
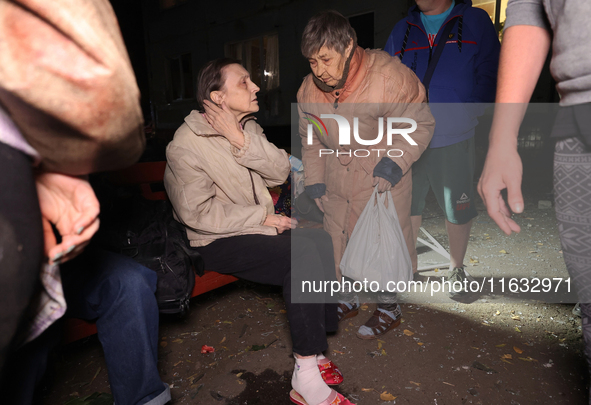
[35,172,100,264]
[477,146,524,235]
[203,100,245,149]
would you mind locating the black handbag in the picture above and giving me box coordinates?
[294,192,324,223]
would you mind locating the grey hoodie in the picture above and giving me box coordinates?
[505,0,591,106]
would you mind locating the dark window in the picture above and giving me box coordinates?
[225,34,280,91]
[167,53,194,101]
[159,0,188,10]
[349,12,374,49]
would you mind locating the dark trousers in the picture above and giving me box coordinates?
[0,142,43,376]
[195,228,338,356]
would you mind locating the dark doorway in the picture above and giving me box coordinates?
[349,12,374,49]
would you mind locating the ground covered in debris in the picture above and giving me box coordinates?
[40,161,588,405]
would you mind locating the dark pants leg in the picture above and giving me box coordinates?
[62,249,170,405]
[0,319,63,404]
[0,142,43,375]
[195,228,337,356]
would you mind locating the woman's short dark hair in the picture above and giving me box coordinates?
[196,58,241,112]
[301,10,357,58]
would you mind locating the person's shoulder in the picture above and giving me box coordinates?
[366,49,408,77]
[297,73,318,102]
[364,49,421,98]
[168,111,208,147]
[242,117,263,135]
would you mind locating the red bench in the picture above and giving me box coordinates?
[64,161,238,343]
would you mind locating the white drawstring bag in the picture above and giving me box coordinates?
[340,186,412,291]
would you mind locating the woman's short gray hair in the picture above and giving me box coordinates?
[301,10,357,58]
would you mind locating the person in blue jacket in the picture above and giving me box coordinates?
[385,0,499,296]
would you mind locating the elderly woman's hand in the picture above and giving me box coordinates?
[203,100,245,149]
[372,176,392,193]
[264,214,298,234]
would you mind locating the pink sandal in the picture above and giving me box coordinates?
[290,389,356,405]
[318,359,343,385]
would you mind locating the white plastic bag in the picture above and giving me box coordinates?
[340,186,412,290]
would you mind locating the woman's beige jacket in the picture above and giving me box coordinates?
[164,111,290,247]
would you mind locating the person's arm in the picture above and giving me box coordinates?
[477,24,551,235]
[235,120,291,188]
[372,65,435,192]
[165,145,270,235]
[467,8,500,105]
[297,84,329,210]
[203,101,290,187]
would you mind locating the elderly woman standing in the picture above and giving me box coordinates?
[298,11,435,339]
[164,58,354,405]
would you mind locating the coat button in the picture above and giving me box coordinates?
[342,230,345,234]
[347,200,349,203]
[347,168,350,171]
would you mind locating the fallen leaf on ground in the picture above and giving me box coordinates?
[417,342,424,346]
[499,249,508,254]
[201,345,215,354]
[160,342,168,348]
[333,350,345,354]
[378,342,383,349]
[501,354,512,359]
[442,382,454,386]
[220,337,226,344]
[403,329,414,336]
[511,316,521,321]
[513,346,523,354]
[519,357,537,362]
[515,327,522,333]
[174,361,182,367]
[360,305,369,311]
[410,381,421,386]
[361,388,373,392]
[380,391,397,401]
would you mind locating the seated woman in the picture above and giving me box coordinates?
[164,58,354,405]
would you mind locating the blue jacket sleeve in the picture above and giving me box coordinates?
[467,8,500,104]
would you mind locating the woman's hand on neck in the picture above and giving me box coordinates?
[203,100,245,149]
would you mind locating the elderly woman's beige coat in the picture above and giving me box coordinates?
[164,111,290,247]
[297,46,435,277]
